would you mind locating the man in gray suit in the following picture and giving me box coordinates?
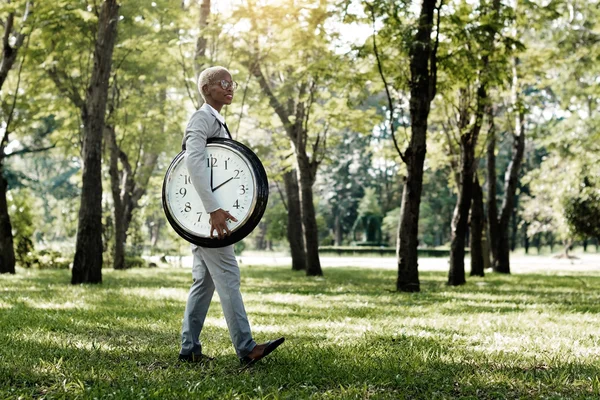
[179,66,284,366]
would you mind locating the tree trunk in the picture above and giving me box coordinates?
[72,0,120,284]
[396,0,439,293]
[493,89,525,272]
[448,0,500,282]
[106,83,160,271]
[107,125,125,270]
[194,0,210,106]
[448,133,480,285]
[283,170,307,271]
[561,239,574,258]
[448,82,488,285]
[0,166,15,274]
[0,4,32,274]
[510,197,519,251]
[494,139,524,273]
[245,29,323,276]
[486,114,499,264]
[470,175,485,277]
[523,222,530,254]
[334,213,342,246]
[150,219,161,248]
[482,220,492,270]
[297,155,322,276]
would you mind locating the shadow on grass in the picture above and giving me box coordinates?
[3,266,600,398]
[3,326,599,399]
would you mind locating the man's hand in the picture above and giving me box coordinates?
[209,209,238,239]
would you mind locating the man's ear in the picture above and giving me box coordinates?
[201,84,209,97]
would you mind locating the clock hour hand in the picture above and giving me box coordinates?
[210,164,214,191]
[212,176,234,192]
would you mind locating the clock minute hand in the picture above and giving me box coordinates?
[210,164,214,191]
[212,176,234,192]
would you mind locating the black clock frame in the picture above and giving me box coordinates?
[162,138,269,248]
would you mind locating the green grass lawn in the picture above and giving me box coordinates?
[2,265,600,399]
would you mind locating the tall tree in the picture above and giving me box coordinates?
[283,169,307,271]
[488,58,525,274]
[469,174,485,276]
[447,0,502,286]
[370,0,443,292]
[0,0,32,274]
[238,0,368,276]
[521,0,600,259]
[105,0,184,270]
[71,0,120,284]
[193,0,210,106]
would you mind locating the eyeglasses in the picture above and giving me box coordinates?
[215,80,238,91]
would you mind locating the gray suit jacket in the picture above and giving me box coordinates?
[183,105,230,214]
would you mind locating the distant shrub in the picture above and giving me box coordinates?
[234,240,246,255]
[35,249,71,270]
[318,246,466,258]
[125,256,147,269]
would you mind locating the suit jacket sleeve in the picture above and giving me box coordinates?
[184,110,221,214]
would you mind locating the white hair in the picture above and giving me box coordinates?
[198,66,230,100]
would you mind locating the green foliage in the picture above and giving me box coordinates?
[1,0,598,261]
[382,207,400,246]
[234,240,246,255]
[357,187,382,218]
[9,189,36,268]
[2,266,600,398]
[563,176,600,240]
[318,246,464,258]
[124,255,147,269]
[32,249,71,270]
[263,195,288,243]
[8,188,72,269]
[319,130,375,245]
[382,167,456,247]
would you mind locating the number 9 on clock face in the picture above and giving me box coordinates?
[162,139,269,248]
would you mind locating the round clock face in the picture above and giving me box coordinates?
[162,139,268,248]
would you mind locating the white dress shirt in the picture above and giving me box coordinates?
[182,103,229,214]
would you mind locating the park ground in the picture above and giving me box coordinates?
[2,255,600,399]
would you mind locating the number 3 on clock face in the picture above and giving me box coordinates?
[162,139,268,248]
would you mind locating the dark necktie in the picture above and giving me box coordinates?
[223,122,232,139]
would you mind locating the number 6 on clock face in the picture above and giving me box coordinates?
[162,139,269,248]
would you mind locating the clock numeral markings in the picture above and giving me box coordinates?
[207,156,217,168]
[225,158,230,170]
[183,202,191,213]
[239,185,246,195]
[233,200,243,209]
[178,187,187,197]
[196,212,202,222]
[182,174,191,184]
[233,170,242,179]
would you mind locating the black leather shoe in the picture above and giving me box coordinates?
[240,337,285,367]
[178,353,215,363]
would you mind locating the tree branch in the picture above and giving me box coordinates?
[178,39,199,110]
[5,143,57,158]
[367,2,406,164]
[247,58,293,135]
[274,179,288,211]
[2,17,33,149]
[429,0,443,101]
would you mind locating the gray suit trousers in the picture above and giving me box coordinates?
[180,244,256,358]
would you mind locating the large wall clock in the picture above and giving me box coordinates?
[162,138,268,248]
